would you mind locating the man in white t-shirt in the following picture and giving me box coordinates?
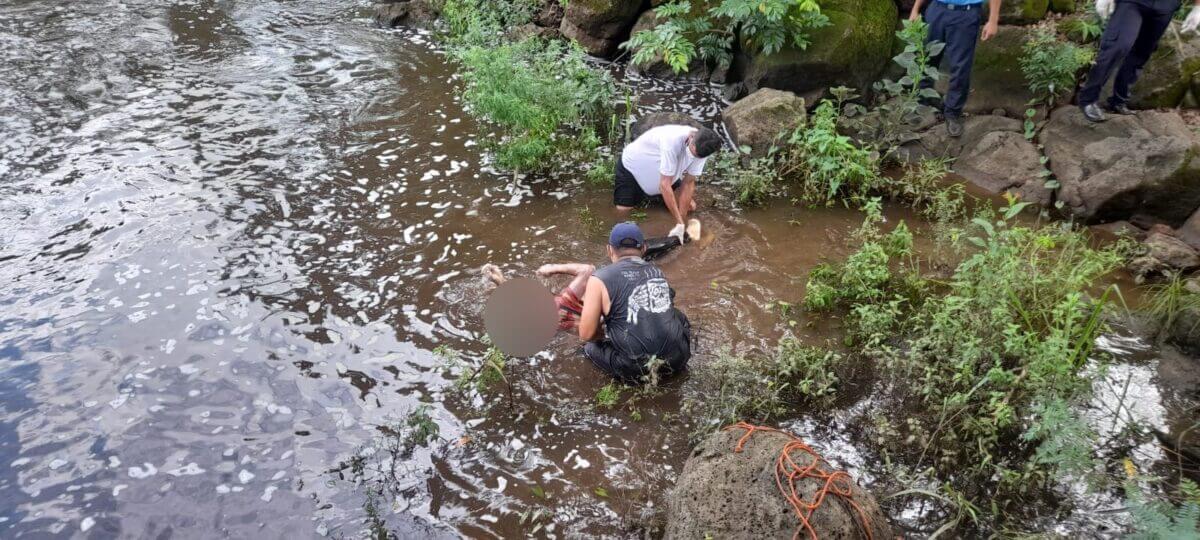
[614,124,722,243]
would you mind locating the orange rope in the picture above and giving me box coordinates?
[724,422,875,540]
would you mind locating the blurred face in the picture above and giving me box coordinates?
[687,134,698,158]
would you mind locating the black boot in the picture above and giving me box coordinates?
[1080,102,1106,123]
[945,115,964,138]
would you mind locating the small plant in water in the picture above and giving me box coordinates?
[595,382,622,409]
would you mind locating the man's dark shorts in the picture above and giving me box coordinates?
[583,309,692,383]
[613,159,680,208]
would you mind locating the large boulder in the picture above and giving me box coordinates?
[559,0,643,57]
[731,0,897,102]
[935,25,1037,118]
[1175,206,1200,250]
[666,427,893,539]
[956,130,1049,203]
[722,88,806,157]
[630,112,705,140]
[999,0,1050,25]
[1039,107,1200,224]
[1122,23,1200,109]
[901,114,1053,205]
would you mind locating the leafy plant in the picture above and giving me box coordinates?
[1020,29,1095,109]
[804,198,1126,526]
[844,19,943,162]
[1126,477,1200,538]
[778,100,881,206]
[595,382,622,409]
[1059,16,1103,43]
[622,0,829,74]
[453,38,615,172]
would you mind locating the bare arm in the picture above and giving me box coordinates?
[659,174,685,226]
[983,0,1000,40]
[578,276,606,342]
[909,0,926,20]
[537,263,594,278]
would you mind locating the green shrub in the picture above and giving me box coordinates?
[622,0,829,74]
[595,382,622,409]
[805,200,1126,525]
[1020,29,1095,109]
[1126,478,1200,538]
[778,100,881,206]
[453,38,615,172]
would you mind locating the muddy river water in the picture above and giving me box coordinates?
[0,0,1194,538]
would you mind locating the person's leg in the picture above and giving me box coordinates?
[538,263,594,297]
[940,8,982,119]
[1109,5,1173,108]
[584,341,646,383]
[1078,2,1142,105]
[613,159,644,219]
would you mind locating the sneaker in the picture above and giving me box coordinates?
[1080,102,1106,123]
[1106,103,1135,115]
[945,115,964,138]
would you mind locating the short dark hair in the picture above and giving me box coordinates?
[693,127,722,158]
[613,245,644,257]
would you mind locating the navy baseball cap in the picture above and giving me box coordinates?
[608,222,644,249]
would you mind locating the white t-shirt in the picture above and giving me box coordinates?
[620,125,707,196]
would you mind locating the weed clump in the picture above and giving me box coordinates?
[804,198,1126,528]
[684,339,848,440]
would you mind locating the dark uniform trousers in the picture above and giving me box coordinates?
[1077,0,1180,107]
[920,1,984,118]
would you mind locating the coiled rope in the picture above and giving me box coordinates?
[724,422,875,540]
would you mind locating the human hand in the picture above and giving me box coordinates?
[909,8,920,21]
[981,19,999,41]
[1095,0,1115,20]
[1183,5,1200,33]
[668,223,686,244]
[535,264,554,277]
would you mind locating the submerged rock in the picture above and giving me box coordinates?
[731,0,896,102]
[1040,107,1200,224]
[559,0,643,57]
[665,426,892,540]
[722,88,806,157]
[372,0,439,29]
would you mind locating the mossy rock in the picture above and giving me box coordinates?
[1122,23,1200,109]
[1048,0,1076,14]
[997,0,1049,24]
[560,0,643,56]
[935,25,1036,117]
[732,0,897,101]
[625,1,721,80]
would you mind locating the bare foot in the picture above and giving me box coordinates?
[480,263,505,285]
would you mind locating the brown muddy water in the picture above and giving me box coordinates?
[0,1,1194,538]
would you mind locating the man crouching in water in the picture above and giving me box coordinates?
[578,222,691,383]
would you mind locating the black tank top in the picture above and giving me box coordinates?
[595,257,684,359]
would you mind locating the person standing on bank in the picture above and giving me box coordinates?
[614,124,722,243]
[909,0,1002,137]
[578,222,692,383]
[1077,0,1200,122]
